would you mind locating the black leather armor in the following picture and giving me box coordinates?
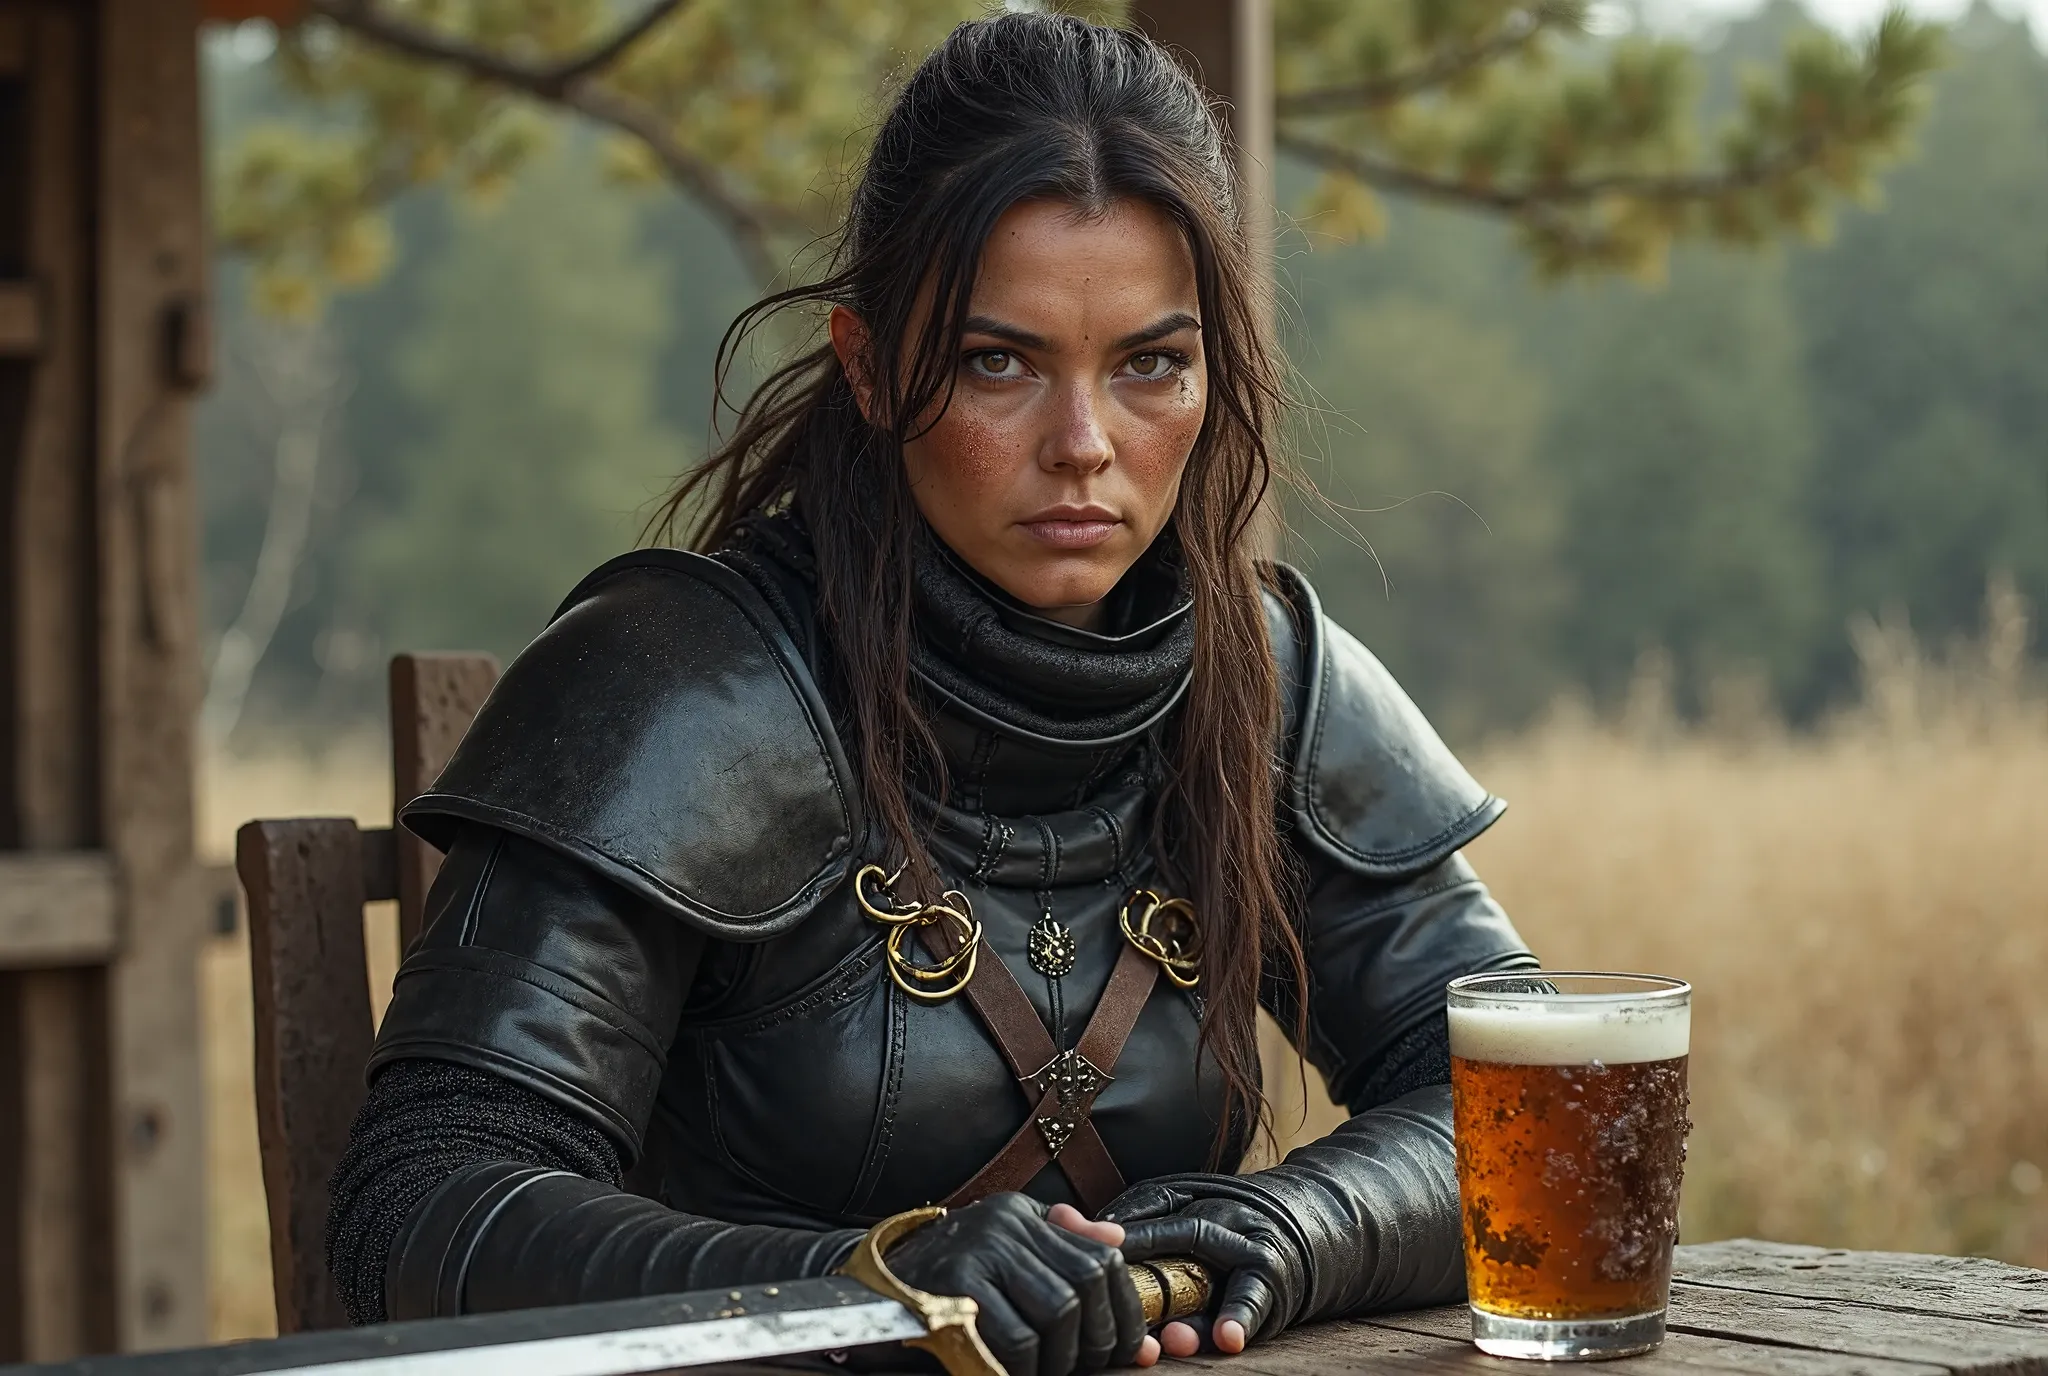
[333,523,1537,1331]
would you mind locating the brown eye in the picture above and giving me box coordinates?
[1125,352,1175,379]
[970,351,1015,377]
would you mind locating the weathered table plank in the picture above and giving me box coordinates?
[1367,1303,1951,1376]
[5,1239,2044,1375]
[1675,1241,2048,1329]
[1665,1285,2048,1375]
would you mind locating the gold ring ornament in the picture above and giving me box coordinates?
[857,864,982,1003]
[1119,889,1202,989]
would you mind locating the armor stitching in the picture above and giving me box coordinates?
[845,974,909,1215]
[972,819,1014,884]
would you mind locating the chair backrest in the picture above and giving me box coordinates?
[237,653,499,1334]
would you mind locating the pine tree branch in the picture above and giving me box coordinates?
[1276,128,1822,212]
[305,0,795,283]
[1277,5,1574,117]
[548,0,690,87]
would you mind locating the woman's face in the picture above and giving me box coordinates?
[832,197,1207,629]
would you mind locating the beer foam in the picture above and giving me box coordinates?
[1449,1000,1689,1066]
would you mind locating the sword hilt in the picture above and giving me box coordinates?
[842,1210,1217,1376]
[1126,1257,1214,1325]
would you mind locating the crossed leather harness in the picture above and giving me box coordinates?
[924,917,1158,1212]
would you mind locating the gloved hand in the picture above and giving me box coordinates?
[1103,1084,1468,1356]
[882,1193,1148,1376]
[1108,1186,1306,1354]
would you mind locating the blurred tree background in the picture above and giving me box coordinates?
[195,0,2046,747]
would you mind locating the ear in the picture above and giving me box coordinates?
[829,305,879,424]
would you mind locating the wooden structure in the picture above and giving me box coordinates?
[0,0,214,1359]
[237,654,496,1335]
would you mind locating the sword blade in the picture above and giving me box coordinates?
[16,1262,1214,1376]
[17,1278,926,1376]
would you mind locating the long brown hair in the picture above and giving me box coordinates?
[653,13,1304,1158]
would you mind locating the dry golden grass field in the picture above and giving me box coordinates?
[194,611,2048,1339]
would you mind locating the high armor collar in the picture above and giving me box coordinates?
[722,509,1194,822]
[910,530,1193,818]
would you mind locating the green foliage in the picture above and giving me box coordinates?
[215,0,1939,311]
[1542,251,1824,708]
[1277,0,1942,276]
[346,145,683,659]
[216,0,1007,306]
[1292,300,1563,737]
[1788,10,2048,695]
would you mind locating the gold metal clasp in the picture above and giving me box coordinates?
[856,863,983,1003]
[1119,889,1202,989]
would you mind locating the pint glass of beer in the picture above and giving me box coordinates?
[1447,972,1691,1360]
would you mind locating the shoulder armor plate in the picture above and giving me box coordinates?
[400,550,861,941]
[1267,565,1505,879]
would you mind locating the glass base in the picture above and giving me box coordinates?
[1470,1306,1665,1360]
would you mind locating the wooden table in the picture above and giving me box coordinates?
[1177,1240,2048,1376]
[11,1239,2047,1375]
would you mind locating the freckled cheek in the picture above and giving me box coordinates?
[1119,385,1206,505]
[916,404,1030,510]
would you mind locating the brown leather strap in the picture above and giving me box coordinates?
[923,920,1159,1214]
[926,917,1058,1081]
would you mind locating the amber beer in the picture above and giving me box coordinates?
[1447,973,1692,1360]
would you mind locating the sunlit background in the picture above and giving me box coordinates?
[192,0,2048,1340]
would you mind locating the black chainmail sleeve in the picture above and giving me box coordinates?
[327,1060,622,1325]
[1347,1014,1456,1112]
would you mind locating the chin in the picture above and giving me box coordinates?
[1008,560,1125,615]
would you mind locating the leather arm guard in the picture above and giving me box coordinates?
[1108,1083,1467,1335]
[386,1160,865,1319]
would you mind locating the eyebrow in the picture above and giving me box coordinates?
[962,315,1051,350]
[1112,311,1202,351]
[960,311,1202,353]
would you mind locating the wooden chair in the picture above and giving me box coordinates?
[235,653,500,1334]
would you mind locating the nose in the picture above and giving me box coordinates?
[1041,378,1114,476]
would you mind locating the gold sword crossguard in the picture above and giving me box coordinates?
[839,1207,1215,1376]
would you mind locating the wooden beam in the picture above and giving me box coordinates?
[202,0,305,21]
[0,854,117,968]
[96,0,210,1349]
[1130,0,1274,258]
[0,3,117,1360]
[0,281,44,358]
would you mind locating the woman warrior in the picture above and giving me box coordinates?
[328,13,1538,1373]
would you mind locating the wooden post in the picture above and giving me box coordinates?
[95,0,210,1350]
[1130,0,1275,266]
[0,3,117,1360]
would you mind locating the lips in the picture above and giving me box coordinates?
[1021,506,1121,550]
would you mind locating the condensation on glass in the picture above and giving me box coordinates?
[1447,972,1693,1360]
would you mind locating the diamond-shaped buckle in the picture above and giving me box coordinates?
[1025,1049,1110,1158]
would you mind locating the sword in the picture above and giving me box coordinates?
[14,1229,1211,1376]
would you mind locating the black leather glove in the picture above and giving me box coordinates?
[1104,1084,1466,1347]
[883,1193,1145,1376]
